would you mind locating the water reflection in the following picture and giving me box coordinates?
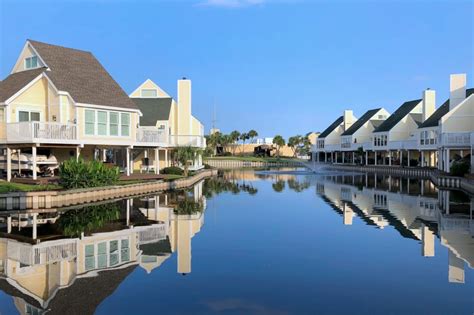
[0,181,207,315]
[313,173,473,284]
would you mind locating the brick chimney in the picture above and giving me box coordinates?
[422,89,436,122]
[177,78,192,135]
[449,74,466,110]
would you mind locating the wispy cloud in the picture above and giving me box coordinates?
[197,0,266,8]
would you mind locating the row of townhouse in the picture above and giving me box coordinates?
[311,73,474,174]
[0,39,206,181]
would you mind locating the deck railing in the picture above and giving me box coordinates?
[7,239,77,266]
[138,225,167,245]
[441,132,471,146]
[6,122,77,144]
[136,127,168,144]
[170,135,206,147]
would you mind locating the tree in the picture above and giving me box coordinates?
[175,146,199,177]
[272,135,285,158]
[239,132,250,154]
[248,130,258,144]
[206,132,222,156]
[288,135,302,157]
[229,130,241,155]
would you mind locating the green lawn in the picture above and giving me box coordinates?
[205,156,300,163]
[0,181,62,194]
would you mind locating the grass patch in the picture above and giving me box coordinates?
[205,156,299,163]
[0,181,62,194]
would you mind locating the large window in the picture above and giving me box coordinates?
[25,56,38,69]
[85,244,95,271]
[121,113,130,136]
[84,238,130,271]
[85,109,95,135]
[109,112,119,136]
[18,110,40,122]
[141,89,157,97]
[97,111,108,136]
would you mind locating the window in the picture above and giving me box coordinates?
[109,240,119,266]
[121,113,130,136]
[18,110,40,122]
[85,244,95,271]
[97,111,107,136]
[25,56,38,69]
[121,239,130,262]
[85,109,95,135]
[0,108,4,122]
[109,112,119,136]
[141,89,157,97]
[97,242,107,268]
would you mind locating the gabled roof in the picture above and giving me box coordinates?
[409,113,423,126]
[374,99,421,133]
[27,40,138,110]
[370,120,384,128]
[0,67,46,102]
[319,116,343,138]
[341,108,381,136]
[132,98,172,126]
[418,88,474,128]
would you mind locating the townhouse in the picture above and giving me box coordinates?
[311,73,474,174]
[0,40,205,181]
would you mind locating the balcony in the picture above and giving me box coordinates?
[170,135,206,148]
[7,238,77,266]
[136,127,168,145]
[6,121,78,144]
[441,132,471,147]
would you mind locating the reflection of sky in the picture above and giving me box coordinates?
[94,173,474,315]
[0,291,16,314]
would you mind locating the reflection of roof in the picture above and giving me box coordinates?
[140,237,172,256]
[374,99,421,132]
[0,265,137,315]
[342,108,380,136]
[375,208,419,240]
[319,116,343,138]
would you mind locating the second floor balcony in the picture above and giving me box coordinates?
[441,132,471,147]
[4,121,79,144]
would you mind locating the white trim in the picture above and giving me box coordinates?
[16,107,43,122]
[76,102,142,115]
[129,78,171,98]
[10,41,49,74]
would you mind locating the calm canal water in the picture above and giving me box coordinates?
[0,168,473,315]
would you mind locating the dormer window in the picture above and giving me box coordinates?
[141,89,157,97]
[25,56,38,69]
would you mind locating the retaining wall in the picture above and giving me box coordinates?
[205,159,304,169]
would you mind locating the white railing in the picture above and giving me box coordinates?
[441,132,471,146]
[387,140,417,150]
[136,127,168,144]
[7,239,77,266]
[138,225,167,245]
[170,135,206,147]
[6,122,77,144]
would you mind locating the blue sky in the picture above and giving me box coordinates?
[0,0,472,138]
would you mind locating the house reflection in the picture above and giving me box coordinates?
[0,181,206,315]
[314,173,473,285]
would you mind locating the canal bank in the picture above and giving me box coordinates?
[205,158,305,169]
[0,169,217,211]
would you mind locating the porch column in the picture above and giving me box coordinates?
[102,149,107,162]
[421,224,435,257]
[7,216,12,234]
[352,152,355,165]
[445,148,450,172]
[325,152,328,163]
[365,151,368,165]
[407,150,410,167]
[400,150,403,166]
[420,150,424,167]
[32,146,37,180]
[6,147,12,182]
[76,147,81,161]
[388,151,392,166]
[165,149,169,167]
[126,199,131,226]
[155,148,160,174]
[335,152,338,164]
[374,151,377,165]
[437,150,442,170]
[18,149,21,177]
[126,147,131,176]
[143,149,148,173]
[32,213,38,240]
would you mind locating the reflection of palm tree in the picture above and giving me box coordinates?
[287,178,310,192]
[174,199,203,215]
[203,177,258,197]
[272,180,285,192]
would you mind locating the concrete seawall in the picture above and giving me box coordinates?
[205,159,304,169]
[0,169,218,211]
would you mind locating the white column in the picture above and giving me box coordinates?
[32,146,37,180]
[155,148,160,174]
[352,152,355,164]
[32,213,38,240]
[6,147,12,182]
[126,147,131,176]
[421,150,424,167]
[102,149,107,162]
[421,224,435,257]
[76,147,81,161]
[17,149,21,177]
[325,152,327,163]
[7,216,12,234]
[407,150,410,167]
[365,151,368,165]
[374,151,377,165]
[126,199,131,226]
[165,149,169,167]
[445,148,450,172]
[400,150,403,166]
[388,151,392,166]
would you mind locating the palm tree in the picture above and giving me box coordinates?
[175,146,199,177]
[288,135,301,157]
[230,130,241,155]
[248,130,258,144]
[239,132,250,154]
[273,135,285,158]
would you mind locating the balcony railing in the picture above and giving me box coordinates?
[170,135,206,147]
[136,127,168,144]
[7,239,77,266]
[441,132,471,147]
[6,122,78,144]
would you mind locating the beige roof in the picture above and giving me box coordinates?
[1,40,138,110]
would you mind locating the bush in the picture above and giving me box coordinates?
[162,166,184,176]
[220,152,232,157]
[204,163,213,169]
[59,158,120,189]
[451,161,470,177]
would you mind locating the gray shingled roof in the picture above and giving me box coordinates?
[410,113,423,126]
[418,88,474,128]
[341,108,381,136]
[132,98,172,126]
[0,67,46,102]
[319,116,343,138]
[27,39,138,110]
[374,99,422,133]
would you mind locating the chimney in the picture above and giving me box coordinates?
[177,78,192,135]
[422,89,436,122]
[343,110,354,131]
[449,73,466,110]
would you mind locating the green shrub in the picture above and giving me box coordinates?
[59,158,120,189]
[451,161,470,177]
[162,166,184,175]
[204,163,213,169]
